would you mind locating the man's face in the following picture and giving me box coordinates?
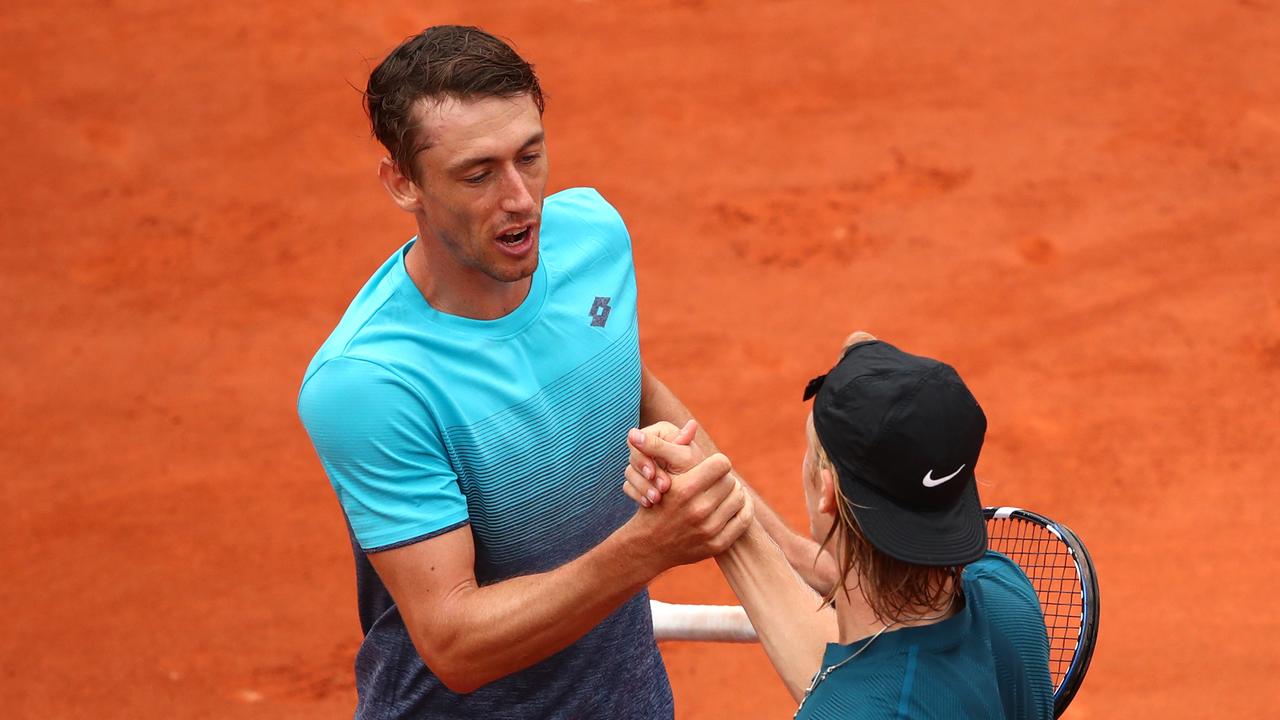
[410,93,548,285]
[802,414,836,546]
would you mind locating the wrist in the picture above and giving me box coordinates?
[740,518,771,547]
[610,515,669,584]
[718,518,770,563]
[774,524,809,559]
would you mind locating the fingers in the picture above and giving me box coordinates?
[683,453,733,491]
[622,466,655,504]
[713,486,755,553]
[841,330,877,357]
[701,479,755,555]
[624,467,656,508]
[628,441,674,496]
[629,419,697,496]
[679,454,736,510]
[628,442,658,490]
[672,419,698,446]
[702,478,746,537]
[642,421,682,441]
[624,465,666,508]
[622,474,644,506]
[623,452,752,569]
[629,428,701,473]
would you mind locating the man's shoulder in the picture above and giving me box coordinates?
[966,550,1030,582]
[542,187,631,251]
[964,551,1044,619]
[545,186,622,221]
[299,243,418,394]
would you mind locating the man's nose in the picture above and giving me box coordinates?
[498,165,535,215]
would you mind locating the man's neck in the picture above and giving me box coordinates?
[832,587,887,644]
[832,577,960,644]
[405,236,532,321]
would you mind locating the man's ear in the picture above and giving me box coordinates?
[818,467,838,515]
[378,157,422,213]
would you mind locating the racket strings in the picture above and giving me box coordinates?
[986,517,1084,688]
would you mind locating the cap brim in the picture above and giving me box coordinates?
[839,469,987,567]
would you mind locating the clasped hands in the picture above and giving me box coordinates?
[621,331,877,563]
[621,419,754,562]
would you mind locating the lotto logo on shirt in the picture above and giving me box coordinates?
[589,296,612,327]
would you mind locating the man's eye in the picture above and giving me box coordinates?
[520,153,541,165]
[464,172,488,185]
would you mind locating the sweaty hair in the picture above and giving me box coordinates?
[364,25,545,182]
[807,417,964,625]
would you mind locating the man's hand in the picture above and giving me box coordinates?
[634,364,839,595]
[628,330,875,511]
[841,330,876,354]
[622,419,698,507]
[620,434,753,569]
[627,426,833,698]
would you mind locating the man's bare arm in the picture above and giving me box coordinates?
[638,364,839,593]
[715,520,838,701]
[371,524,653,693]
[370,455,751,694]
[625,429,837,699]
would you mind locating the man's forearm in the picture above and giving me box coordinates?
[418,527,657,693]
[715,520,838,700]
[749,497,838,596]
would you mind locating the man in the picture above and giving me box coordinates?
[296,26,757,718]
[627,334,1054,718]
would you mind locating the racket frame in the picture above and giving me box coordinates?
[984,506,1099,718]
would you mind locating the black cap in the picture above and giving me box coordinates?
[805,340,987,566]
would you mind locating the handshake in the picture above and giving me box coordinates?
[616,330,877,573]
[618,419,756,569]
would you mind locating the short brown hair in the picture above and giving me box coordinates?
[364,25,545,181]
[807,418,964,624]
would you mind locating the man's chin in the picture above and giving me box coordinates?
[486,253,539,284]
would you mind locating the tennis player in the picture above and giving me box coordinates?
[628,335,1054,718]
[297,26,756,718]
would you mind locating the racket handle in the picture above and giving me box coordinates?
[650,599,759,643]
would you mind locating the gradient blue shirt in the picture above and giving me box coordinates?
[796,552,1053,720]
[298,188,672,719]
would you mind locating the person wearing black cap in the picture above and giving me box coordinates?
[626,334,1053,719]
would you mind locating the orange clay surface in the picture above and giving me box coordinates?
[3,1,1279,718]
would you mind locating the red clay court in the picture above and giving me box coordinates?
[3,1,1278,717]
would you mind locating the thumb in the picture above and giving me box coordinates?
[673,419,698,446]
[683,453,733,489]
[629,427,699,473]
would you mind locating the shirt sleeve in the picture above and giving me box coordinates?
[550,187,634,257]
[298,356,469,551]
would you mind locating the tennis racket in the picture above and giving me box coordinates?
[984,506,1099,718]
[652,506,1099,717]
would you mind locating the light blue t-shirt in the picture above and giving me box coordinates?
[298,188,672,719]
[796,552,1053,720]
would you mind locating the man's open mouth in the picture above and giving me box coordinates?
[499,227,531,245]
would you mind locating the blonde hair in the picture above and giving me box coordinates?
[807,416,963,624]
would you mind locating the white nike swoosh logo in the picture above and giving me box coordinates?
[922,464,965,488]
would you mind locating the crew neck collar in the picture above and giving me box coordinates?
[825,593,974,666]
[394,238,548,338]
